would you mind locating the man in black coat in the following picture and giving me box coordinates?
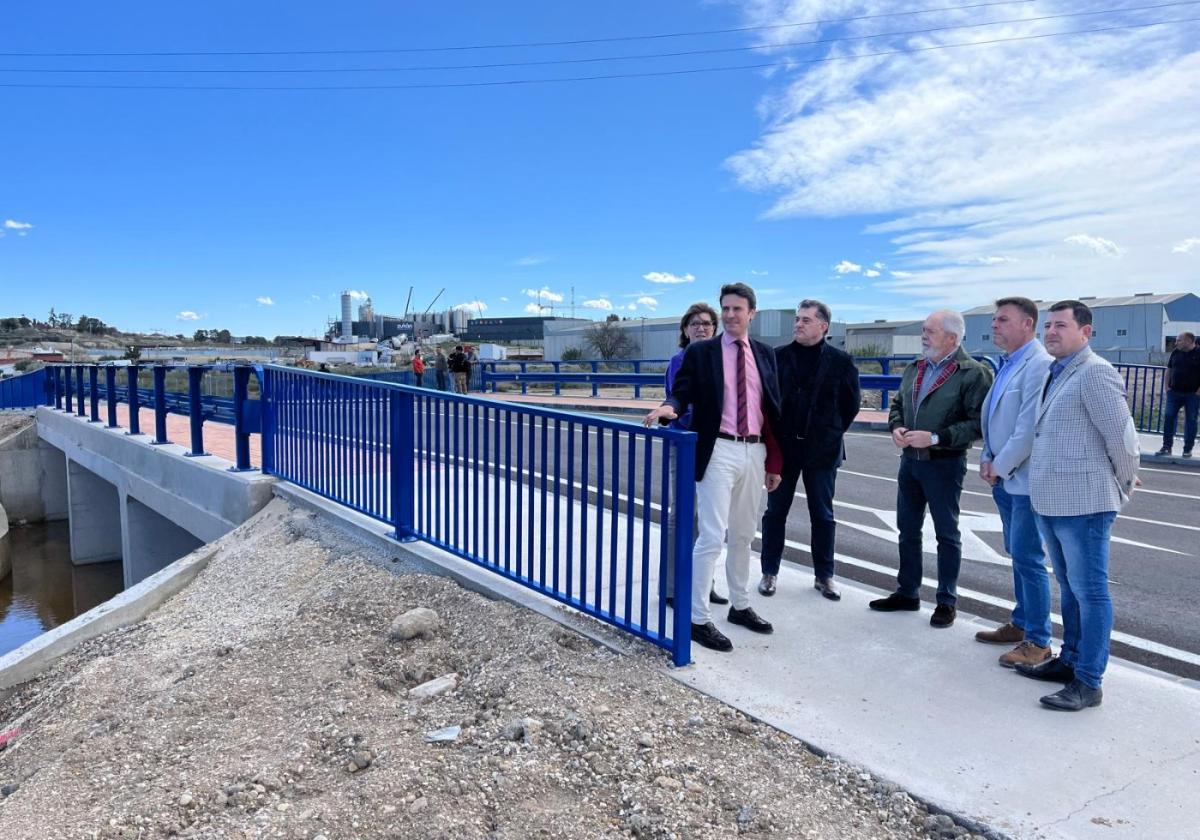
[758,300,861,601]
[644,283,784,653]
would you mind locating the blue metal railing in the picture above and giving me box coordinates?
[478,359,671,397]
[28,364,262,470]
[0,368,49,409]
[260,365,697,666]
[1116,363,1167,434]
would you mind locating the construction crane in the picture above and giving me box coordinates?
[421,288,445,315]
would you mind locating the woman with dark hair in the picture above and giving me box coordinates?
[663,302,725,608]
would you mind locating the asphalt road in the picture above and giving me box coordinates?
[766,430,1200,681]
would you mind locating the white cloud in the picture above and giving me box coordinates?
[725,3,1200,305]
[863,269,880,278]
[1172,238,1200,254]
[873,261,886,269]
[642,271,695,285]
[4,219,33,235]
[452,300,487,312]
[891,270,914,278]
[176,311,201,321]
[499,296,509,302]
[345,290,369,301]
[523,302,544,314]
[626,304,638,311]
[256,296,274,306]
[515,255,549,267]
[636,296,659,309]
[966,256,1019,266]
[833,260,862,274]
[583,298,614,310]
[750,269,769,276]
[1064,234,1125,258]
[522,286,564,303]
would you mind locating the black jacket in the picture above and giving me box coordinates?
[663,335,783,481]
[774,341,861,471]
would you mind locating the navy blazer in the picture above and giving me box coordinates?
[662,335,783,481]
[774,341,861,472]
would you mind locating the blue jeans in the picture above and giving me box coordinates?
[1162,390,1198,452]
[1034,510,1117,689]
[896,454,966,606]
[992,483,1051,646]
[760,466,838,580]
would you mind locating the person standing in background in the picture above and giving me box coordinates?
[1156,330,1199,458]
[412,352,425,388]
[434,347,449,391]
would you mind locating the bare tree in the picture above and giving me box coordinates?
[583,321,638,360]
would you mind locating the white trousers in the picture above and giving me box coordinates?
[692,438,766,623]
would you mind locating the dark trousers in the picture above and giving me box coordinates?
[896,454,966,606]
[1162,390,1198,452]
[435,370,448,391]
[759,466,838,580]
[414,373,424,387]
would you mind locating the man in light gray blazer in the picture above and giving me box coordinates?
[976,297,1054,669]
[1016,300,1140,712]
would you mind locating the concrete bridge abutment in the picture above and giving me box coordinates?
[123,494,205,588]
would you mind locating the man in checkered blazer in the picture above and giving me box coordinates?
[1015,300,1140,711]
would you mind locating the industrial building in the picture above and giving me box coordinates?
[463,316,590,346]
[962,292,1200,363]
[329,291,474,342]
[843,320,924,356]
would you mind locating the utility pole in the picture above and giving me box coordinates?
[571,286,576,319]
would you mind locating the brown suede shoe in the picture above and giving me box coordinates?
[999,640,1052,669]
[974,622,1024,645]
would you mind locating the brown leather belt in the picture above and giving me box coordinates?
[716,432,763,444]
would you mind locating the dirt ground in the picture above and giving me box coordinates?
[0,499,985,839]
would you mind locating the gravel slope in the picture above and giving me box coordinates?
[0,499,988,839]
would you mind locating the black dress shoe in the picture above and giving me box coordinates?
[727,606,773,634]
[868,593,921,612]
[1015,656,1075,683]
[758,574,777,596]
[691,621,733,652]
[708,589,729,605]
[814,577,841,601]
[929,604,956,628]
[1040,678,1102,711]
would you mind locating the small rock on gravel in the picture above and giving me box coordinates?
[388,607,441,640]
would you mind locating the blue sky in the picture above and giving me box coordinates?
[2,1,1197,337]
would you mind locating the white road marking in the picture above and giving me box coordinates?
[776,535,1200,669]
[836,470,1199,534]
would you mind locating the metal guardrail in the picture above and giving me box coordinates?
[30,364,262,470]
[1116,363,1168,434]
[0,368,48,409]
[260,365,697,666]
[477,360,671,397]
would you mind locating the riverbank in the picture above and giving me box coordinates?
[0,499,964,840]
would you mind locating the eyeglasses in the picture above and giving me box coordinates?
[688,320,715,329]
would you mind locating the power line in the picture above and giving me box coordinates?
[0,2,1192,75]
[0,0,1041,57]
[0,16,1193,91]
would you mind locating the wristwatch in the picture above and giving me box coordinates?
[930,432,940,446]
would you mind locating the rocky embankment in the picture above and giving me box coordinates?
[0,499,987,839]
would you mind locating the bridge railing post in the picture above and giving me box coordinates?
[670,434,696,667]
[51,366,62,410]
[87,366,100,422]
[76,366,86,417]
[186,366,207,456]
[257,366,273,475]
[152,365,169,444]
[127,365,142,435]
[105,366,118,428]
[389,387,416,541]
[230,365,254,471]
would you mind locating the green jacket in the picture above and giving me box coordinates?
[888,347,993,452]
